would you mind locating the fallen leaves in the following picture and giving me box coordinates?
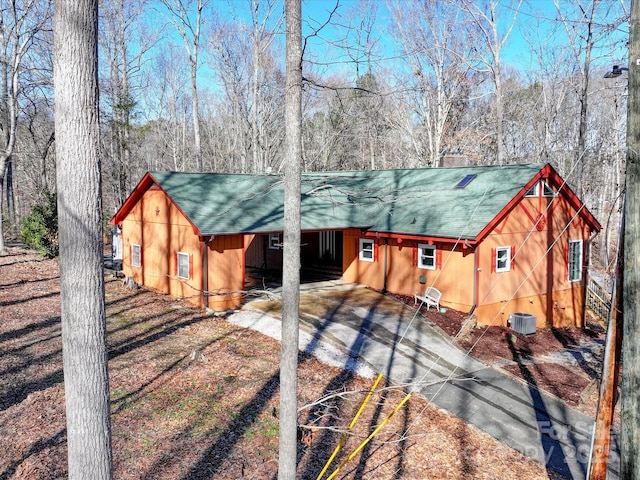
[0,247,576,479]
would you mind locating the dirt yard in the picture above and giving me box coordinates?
[0,247,606,479]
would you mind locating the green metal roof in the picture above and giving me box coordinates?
[147,163,551,239]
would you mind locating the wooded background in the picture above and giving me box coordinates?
[0,0,629,269]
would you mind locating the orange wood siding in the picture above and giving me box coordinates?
[206,235,244,311]
[342,229,475,311]
[343,193,592,329]
[120,188,243,311]
[475,196,589,328]
[342,230,385,290]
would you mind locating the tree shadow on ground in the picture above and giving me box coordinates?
[0,428,67,479]
[174,370,282,480]
[507,336,578,480]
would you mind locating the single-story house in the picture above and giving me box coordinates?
[110,163,601,328]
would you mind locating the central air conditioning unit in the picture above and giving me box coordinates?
[508,313,536,336]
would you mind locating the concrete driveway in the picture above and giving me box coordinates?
[237,282,619,480]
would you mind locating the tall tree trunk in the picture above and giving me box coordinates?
[159,0,204,172]
[190,0,203,172]
[279,0,302,477]
[54,1,113,478]
[0,158,7,254]
[190,49,202,171]
[622,0,640,475]
[575,0,597,199]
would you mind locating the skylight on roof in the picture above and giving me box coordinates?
[454,174,477,189]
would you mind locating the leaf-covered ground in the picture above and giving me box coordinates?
[1,247,597,479]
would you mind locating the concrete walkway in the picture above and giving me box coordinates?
[241,282,619,480]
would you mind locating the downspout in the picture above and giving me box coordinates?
[382,238,388,293]
[203,235,214,310]
[469,241,478,316]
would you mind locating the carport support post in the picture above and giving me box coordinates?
[622,0,640,477]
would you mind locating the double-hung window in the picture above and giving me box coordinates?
[568,240,583,282]
[177,252,190,279]
[359,238,374,262]
[417,244,436,270]
[495,246,511,273]
[131,244,141,268]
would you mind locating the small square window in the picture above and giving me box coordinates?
[177,252,190,279]
[495,246,511,273]
[359,238,374,262]
[131,244,141,267]
[269,234,282,250]
[418,244,436,270]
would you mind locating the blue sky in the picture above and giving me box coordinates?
[151,0,628,93]
[303,0,627,70]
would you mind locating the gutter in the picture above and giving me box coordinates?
[365,230,476,246]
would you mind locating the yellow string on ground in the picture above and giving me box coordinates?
[324,392,412,480]
[315,373,383,480]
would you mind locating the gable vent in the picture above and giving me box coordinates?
[454,174,477,189]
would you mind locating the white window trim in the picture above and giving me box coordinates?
[177,251,190,279]
[524,182,539,197]
[525,181,556,198]
[568,240,583,282]
[269,233,282,250]
[542,181,556,197]
[131,244,141,268]
[418,243,436,270]
[495,246,511,273]
[359,238,374,263]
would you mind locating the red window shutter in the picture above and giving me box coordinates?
[511,245,516,270]
[140,247,144,267]
[374,241,379,262]
[129,244,132,263]
[355,238,359,259]
[174,252,178,276]
[189,254,193,279]
[564,244,569,280]
[412,247,418,267]
[436,249,442,269]
[491,248,496,273]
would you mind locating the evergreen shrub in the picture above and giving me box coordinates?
[21,191,59,258]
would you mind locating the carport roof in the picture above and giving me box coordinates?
[111,163,601,241]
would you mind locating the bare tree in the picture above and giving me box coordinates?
[389,0,478,167]
[206,0,285,174]
[279,0,302,476]
[158,0,206,172]
[247,0,284,173]
[142,44,191,171]
[461,0,523,165]
[99,0,155,208]
[54,0,112,477]
[552,0,628,199]
[0,0,53,254]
